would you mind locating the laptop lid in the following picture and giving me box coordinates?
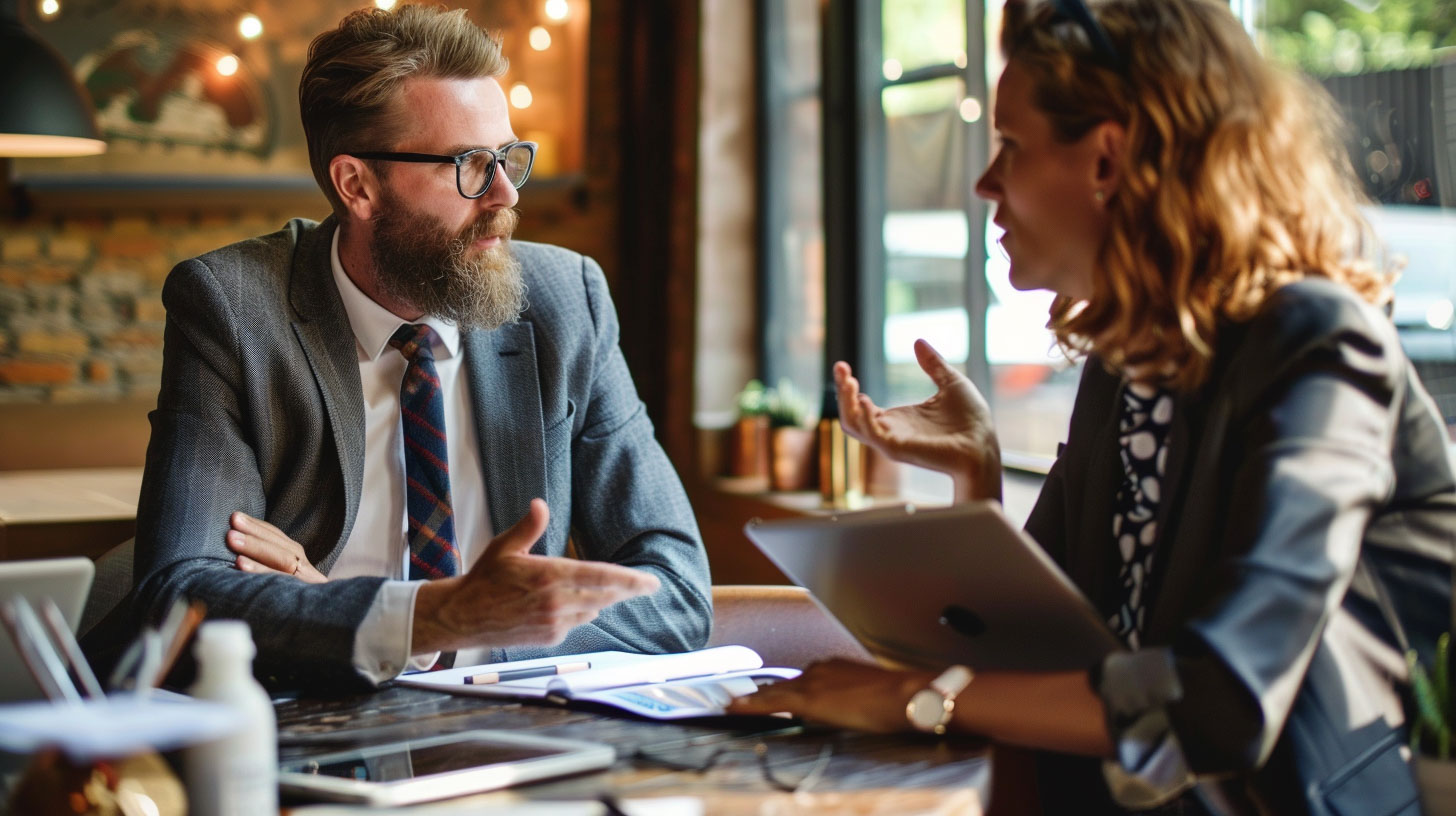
[0,557,94,702]
[744,502,1123,671]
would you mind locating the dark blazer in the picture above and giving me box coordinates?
[112,217,712,692]
[1026,279,1455,814]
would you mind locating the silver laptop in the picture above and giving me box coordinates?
[0,557,94,702]
[744,501,1123,671]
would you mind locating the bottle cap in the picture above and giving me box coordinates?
[820,384,839,421]
[195,620,256,661]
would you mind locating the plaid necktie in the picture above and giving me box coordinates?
[388,324,460,581]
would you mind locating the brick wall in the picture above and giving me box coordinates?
[0,211,285,404]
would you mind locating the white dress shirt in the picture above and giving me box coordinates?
[326,228,494,681]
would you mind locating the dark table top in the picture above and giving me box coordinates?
[275,684,990,815]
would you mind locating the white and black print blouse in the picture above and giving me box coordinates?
[1109,382,1174,650]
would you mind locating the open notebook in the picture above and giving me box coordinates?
[395,645,800,720]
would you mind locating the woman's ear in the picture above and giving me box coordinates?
[1090,121,1126,199]
[330,155,379,221]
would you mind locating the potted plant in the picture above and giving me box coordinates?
[726,379,771,479]
[766,378,815,491]
[1411,632,1455,814]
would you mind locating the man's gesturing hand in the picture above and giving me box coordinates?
[411,499,660,654]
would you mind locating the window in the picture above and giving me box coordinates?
[1247,0,1456,435]
[760,0,1078,470]
[759,0,1456,480]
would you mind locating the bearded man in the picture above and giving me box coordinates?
[97,6,711,692]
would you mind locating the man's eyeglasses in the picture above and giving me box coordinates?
[1049,0,1121,69]
[347,141,538,199]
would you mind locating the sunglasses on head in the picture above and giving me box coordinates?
[1048,0,1122,69]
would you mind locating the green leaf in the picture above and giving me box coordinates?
[1436,632,1450,721]
[1409,651,1448,733]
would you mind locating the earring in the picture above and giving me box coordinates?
[1094,190,1106,203]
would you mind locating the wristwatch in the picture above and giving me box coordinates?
[905,665,974,734]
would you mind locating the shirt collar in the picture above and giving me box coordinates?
[329,226,461,362]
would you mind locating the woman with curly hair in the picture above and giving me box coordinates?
[729,0,1455,812]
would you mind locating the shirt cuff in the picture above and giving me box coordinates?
[351,579,431,683]
[1095,648,1198,809]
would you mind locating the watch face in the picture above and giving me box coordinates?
[907,689,947,730]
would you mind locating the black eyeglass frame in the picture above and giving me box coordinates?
[1048,0,1122,69]
[346,141,538,199]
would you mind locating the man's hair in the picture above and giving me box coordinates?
[299,4,508,213]
[1002,0,1390,391]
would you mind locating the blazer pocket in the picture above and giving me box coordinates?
[543,399,577,465]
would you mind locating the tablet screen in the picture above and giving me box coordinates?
[282,737,567,782]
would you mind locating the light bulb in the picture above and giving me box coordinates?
[510,83,533,109]
[239,14,263,40]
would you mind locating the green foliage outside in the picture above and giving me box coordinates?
[1260,0,1456,75]
[881,0,967,118]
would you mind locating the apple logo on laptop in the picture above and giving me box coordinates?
[939,605,986,638]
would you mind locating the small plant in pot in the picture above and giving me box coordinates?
[1411,633,1455,814]
[726,380,771,479]
[766,378,815,491]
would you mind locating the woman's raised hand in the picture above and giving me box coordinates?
[835,339,1002,502]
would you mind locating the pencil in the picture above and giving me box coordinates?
[463,661,591,685]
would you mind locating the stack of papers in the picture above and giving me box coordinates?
[396,646,799,720]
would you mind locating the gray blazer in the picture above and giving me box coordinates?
[1027,279,1455,814]
[116,216,711,692]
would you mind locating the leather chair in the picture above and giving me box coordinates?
[79,538,133,638]
[706,584,871,669]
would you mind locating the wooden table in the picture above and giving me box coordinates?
[0,468,143,561]
[276,685,989,815]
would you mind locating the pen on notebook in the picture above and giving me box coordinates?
[463,661,591,685]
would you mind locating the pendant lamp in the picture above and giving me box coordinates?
[0,0,105,157]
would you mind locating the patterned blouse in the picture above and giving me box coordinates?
[1109,382,1174,650]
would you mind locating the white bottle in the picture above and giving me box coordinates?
[186,620,279,816]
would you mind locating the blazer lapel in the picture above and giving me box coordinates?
[287,216,367,570]
[1068,371,1125,617]
[463,322,546,543]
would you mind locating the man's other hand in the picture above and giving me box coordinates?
[227,512,329,583]
[412,499,660,654]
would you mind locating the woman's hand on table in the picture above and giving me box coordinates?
[226,512,329,583]
[725,659,935,734]
[834,339,1002,502]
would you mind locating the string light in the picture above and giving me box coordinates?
[529,26,551,51]
[883,59,903,81]
[509,83,533,109]
[375,0,397,9]
[544,0,568,21]
[238,14,263,40]
[958,97,982,123]
[38,0,60,19]
[216,55,239,77]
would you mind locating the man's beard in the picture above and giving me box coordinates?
[369,194,527,332]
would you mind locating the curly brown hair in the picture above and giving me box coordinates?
[1001,0,1391,390]
[299,4,508,214]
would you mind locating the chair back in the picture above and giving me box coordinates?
[707,584,871,669]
